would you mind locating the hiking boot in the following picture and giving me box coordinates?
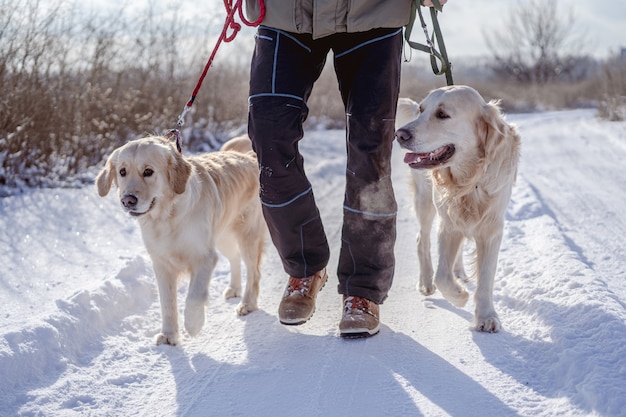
[339,296,380,339]
[278,268,328,325]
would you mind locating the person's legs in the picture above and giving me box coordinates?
[332,28,403,305]
[248,26,331,278]
[248,27,332,325]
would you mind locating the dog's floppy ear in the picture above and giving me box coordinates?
[168,150,192,195]
[476,100,507,161]
[95,150,118,197]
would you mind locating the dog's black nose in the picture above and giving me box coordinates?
[395,128,413,142]
[121,194,138,209]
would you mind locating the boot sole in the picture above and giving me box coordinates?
[340,326,380,339]
[279,311,315,326]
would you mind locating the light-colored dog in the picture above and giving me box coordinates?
[96,135,265,345]
[395,85,520,332]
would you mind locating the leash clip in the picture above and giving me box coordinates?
[166,101,192,154]
[165,128,183,154]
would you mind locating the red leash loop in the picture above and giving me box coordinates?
[167,0,266,152]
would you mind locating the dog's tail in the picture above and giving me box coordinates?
[220,134,255,155]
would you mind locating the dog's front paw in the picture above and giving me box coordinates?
[155,332,179,346]
[475,315,501,333]
[235,301,258,316]
[184,302,206,337]
[223,286,240,299]
[435,277,469,307]
[418,282,436,296]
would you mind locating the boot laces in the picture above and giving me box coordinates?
[344,296,370,314]
[285,276,311,296]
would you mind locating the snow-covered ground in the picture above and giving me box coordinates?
[1,108,625,417]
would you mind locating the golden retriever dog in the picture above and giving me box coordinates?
[395,86,521,332]
[96,135,265,345]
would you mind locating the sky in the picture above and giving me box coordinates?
[82,0,626,59]
[440,0,626,58]
[2,108,626,416]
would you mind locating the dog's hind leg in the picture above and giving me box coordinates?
[220,235,243,300]
[453,245,469,282]
[184,250,218,337]
[235,234,264,316]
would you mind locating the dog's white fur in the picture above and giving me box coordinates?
[96,135,265,345]
[395,86,520,332]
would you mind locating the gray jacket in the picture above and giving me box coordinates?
[246,0,413,39]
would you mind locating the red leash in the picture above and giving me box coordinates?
[167,0,266,152]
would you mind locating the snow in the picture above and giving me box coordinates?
[1,108,626,417]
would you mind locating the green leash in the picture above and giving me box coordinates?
[404,0,454,86]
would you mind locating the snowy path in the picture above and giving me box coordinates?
[512,110,626,302]
[1,109,625,416]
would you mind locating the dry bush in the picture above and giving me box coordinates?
[1,0,622,195]
[463,55,624,117]
[462,78,595,113]
[0,0,250,193]
[596,57,626,121]
[399,57,603,113]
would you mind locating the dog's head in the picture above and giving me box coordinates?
[395,85,508,171]
[96,136,192,218]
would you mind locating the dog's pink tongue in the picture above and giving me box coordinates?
[404,152,424,164]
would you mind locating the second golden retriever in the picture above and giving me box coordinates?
[96,135,265,345]
[395,86,521,332]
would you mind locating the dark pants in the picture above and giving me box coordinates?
[248,26,402,304]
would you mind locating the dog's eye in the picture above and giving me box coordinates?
[436,110,450,119]
[119,168,126,177]
[143,168,154,178]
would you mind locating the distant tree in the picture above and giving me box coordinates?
[485,0,586,84]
